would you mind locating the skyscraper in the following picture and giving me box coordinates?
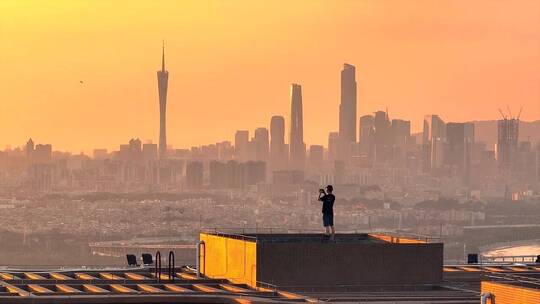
[253,127,269,162]
[497,117,519,174]
[289,84,305,170]
[359,115,375,158]
[374,110,391,162]
[308,145,324,169]
[157,42,169,159]
[422,114,446,172]
[446,122,466,169]
[391,119,411,164]
[270,116,287,169]
[327,132,340,162]
[338,63,357,161]
[234,130,249,162]
[26,138,34,159]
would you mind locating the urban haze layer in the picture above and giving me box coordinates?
[1,48,539,266]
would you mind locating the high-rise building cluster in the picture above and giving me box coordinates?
[0,53,537,201]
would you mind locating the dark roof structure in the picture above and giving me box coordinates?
[0,231,538,303]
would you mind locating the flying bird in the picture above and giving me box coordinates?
[79,80,84,84]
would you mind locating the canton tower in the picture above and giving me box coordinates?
[157,42,169,159]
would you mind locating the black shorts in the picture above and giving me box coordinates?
[323,213,334,227]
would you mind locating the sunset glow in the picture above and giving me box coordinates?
[1,0,538,152]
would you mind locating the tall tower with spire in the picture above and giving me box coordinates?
[289,83,305,170]
[157,42,169,159]
[338,63,357,162]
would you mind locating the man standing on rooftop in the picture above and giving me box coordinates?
[318,185,336,240]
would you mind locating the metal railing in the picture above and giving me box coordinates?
[200,227,441,244]
[256,280,478,293]
[481,255,538,264]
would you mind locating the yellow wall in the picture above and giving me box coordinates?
[481,281,540,304]
[199,233,257,287]
[369,234,426,244]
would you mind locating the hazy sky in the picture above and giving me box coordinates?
[1,0,539,153]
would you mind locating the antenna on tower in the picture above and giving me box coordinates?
[161,40,166,71]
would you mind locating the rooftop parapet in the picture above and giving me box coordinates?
[199,228,443,289]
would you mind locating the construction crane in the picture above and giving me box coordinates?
[498,108,507,120]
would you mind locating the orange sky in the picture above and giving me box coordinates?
[1,0,539,153]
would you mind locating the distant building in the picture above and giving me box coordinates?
[327,132,340,162]
[157,43,169,159]
[423,115,446,172]
[26,138,34,159]
[209,160,265,189]
[308,145,324,170]
[446,122,474,171]
[245,160,266,185]
[374,110,391,162]
[272,170,305,186]
[289,84,305,170]
[185,161,203,189]
[270,115,287,170]
[391,119,411,164]
[446,123,465,169]
[142,143,158,161]
[497,118,519,174]
[359,115,375,159]
[93,149,109,160]
[338,63,357,162]
[234,130,249,161]
[209,161,228,188]
[216,141,234,161]
[253,127,269,162]
[34,144,52,163]
[334,160,346,184]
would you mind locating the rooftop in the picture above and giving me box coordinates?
[0,267,307,303]
[200,228,440,244]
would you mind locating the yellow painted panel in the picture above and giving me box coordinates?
[110,284,137,293]
[151,273,174,280]
[99,272,123,280]
[82,284,109,293]
[163,284,192,292]
[193,283,223,292]
[50,273,73,280]
[137,284,163,293]
[125,272,147,280]
[56,284,81,293]
[508,266,532,272]
[369,233,426,244]
[5,285,29,296]
[28,284,53,293]
[75,273,98,280]
[481,281,540,304]
[25,273,46,280]
[199,233,257,287]
[0,273,19,280]
[177,272,198,280]
[220,284,251,293]
[278,290,304,300]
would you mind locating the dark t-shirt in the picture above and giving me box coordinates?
[319,194,335,214]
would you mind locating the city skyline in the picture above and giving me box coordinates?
[1,1,539,153]
[157,42,169,159]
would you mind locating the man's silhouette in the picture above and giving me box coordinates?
[318,185,335,240]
